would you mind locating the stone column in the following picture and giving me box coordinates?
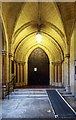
[2,50,7,99]
[55,64,58,86]
[24,62,28,85]
[9,53,12,82]
[16,63,18,83]
[22,63,24,83]
[19,63,21,83]
[2,50,6,85]
[17,63,20,83]
[14,60,16,77]
[18,62,25,86]
[0,18,2,100]
[66,54,70,92]
[64,54,70,92]
[49,62,52,85]
[58,63,62,86]
[15,61,25,86]
[20,63,24,85]
[15,62,20,86]
[20,64,22,84]
[21,62,25,84]
[51,63,55,86]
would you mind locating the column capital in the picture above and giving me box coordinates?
[9,53,12,57]
[64,54,70,58]
[17,61,25,65]
[52,61,62,65]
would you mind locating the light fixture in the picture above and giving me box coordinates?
[36,33,42,43]
[34,67,37,71]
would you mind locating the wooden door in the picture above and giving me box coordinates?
[28,47,49,85]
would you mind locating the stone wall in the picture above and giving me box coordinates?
[0,17,2,99]
[70,25,76,96]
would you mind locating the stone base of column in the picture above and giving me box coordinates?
[58,82,62,87]
[51,82,55,86]
[49,81,52,86]
[55,82,58,86]
[65,85,71,93]
[2,85,6,99]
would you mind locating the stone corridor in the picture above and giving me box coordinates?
[0,2,76,120]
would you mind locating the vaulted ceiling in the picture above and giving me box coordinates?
[1,2,75,62]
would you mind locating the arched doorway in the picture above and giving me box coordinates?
[28,47,49,85]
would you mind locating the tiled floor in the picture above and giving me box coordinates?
[2,89,55,119]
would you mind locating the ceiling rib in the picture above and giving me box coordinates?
[14,31,64,61]
[13,20,64,41]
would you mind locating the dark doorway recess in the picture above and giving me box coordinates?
[28,47,49,85]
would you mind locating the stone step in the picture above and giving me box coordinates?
[14,94,47,96]
[62,94,74,97]
[14,92,47,95]
[6,89,48,99]
[15,89,46,91]
[13,89,47,95]
[14,90,46,92]
[6,94,48,99]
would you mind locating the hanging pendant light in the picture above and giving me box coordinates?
[36,33,42,43]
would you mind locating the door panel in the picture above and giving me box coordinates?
[28,47,49,85]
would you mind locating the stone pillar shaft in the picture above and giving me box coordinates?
[63,54,70,86]
[24,62,28,85]
[19,63,21,83]
[17,63,19,83]
[20,64,22,83]
[22,64,24,82]
[2,50,6,85]
[51,64,55,85]
[9,53,12,82]
[55,64,58,85]
[15,61,25,86]
[58,63,62,83]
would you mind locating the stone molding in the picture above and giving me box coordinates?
[64,54,70,58]
[14,60,25,64]
[52,61,62,65]
[2,50,6,55]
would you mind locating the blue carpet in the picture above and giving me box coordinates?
[47,90,76,118]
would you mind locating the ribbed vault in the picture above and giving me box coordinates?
[2,2,75,63]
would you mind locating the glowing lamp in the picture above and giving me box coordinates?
[36,33,42,43]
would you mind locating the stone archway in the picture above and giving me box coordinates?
[28,47,49,85]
